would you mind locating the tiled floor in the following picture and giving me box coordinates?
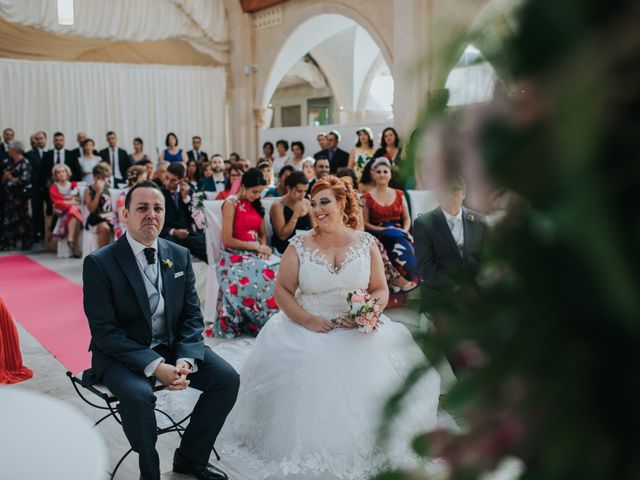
[2,247,433,480]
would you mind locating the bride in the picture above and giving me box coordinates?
[219,176,441,479]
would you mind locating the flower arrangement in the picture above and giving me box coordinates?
[335,289,383,334]
[190,191,206,230]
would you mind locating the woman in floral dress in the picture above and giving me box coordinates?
[214,168,280,337]
[1,142,32,250]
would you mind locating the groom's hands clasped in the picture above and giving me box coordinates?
[154,361,192,391]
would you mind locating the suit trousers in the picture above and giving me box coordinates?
[101,346,239,480]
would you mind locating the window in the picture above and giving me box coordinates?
[307,97,332,126]
[281,105,302,127]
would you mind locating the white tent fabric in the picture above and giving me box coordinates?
[0,58,227,157]
[0,0,229,63]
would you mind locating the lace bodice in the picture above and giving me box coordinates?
[290,232,375,319]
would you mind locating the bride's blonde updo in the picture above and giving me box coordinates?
[310,176,361,230]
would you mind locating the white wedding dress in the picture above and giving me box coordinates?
[216,231,441,479]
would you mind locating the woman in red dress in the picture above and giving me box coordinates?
[49,164,83,255]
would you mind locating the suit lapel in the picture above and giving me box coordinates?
[157,239,173,327]
[434,208,462,258]
[114,236,152,324]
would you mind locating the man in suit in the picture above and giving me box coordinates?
[0,127,14,160]
[313,130,349,173]
[42,131,82,184]
[306,156,331,196]
[199,154,226,193]
[160,162,208,262]
[82,180,238,480]
[187,136,208,164]
[26,131,48,242]
[414,176,487,310]
[99,131,130,188]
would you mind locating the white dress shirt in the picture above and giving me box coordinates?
[443,207,464,255]
[126,233,196,377]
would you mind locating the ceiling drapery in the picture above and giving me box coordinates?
[0,0,229,64]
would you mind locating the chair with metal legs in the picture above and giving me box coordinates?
[66,370,209,479]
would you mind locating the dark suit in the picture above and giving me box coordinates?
[187,150,208,163]
[160,187,208,262]
[42,148,82,183]
[313,147,349,173]
[99,147,131,186]
[26,149,46,240]
[82,236,239,479]
[414,206,486,308]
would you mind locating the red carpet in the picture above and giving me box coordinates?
[0,255,90,374]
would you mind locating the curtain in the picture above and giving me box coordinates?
[0,58,227,158]
[0,0,229,63]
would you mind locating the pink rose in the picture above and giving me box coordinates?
[242,297,256,307]
[266,296,278,309]
[229,284,238,295]
[230,254,243,263]
[239,276,250,286]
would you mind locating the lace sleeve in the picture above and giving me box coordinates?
[289,235,305,260]
[360,232,375,251]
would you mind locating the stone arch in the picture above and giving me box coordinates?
[257,3,393,109]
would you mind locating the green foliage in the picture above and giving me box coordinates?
[379,0,640,478]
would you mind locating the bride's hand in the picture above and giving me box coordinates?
[304,315,335,333]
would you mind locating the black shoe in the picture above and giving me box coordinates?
[173,449,228,480]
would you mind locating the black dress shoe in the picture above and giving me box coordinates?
[173,449,228,480]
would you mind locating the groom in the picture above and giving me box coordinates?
[82,181,239,480]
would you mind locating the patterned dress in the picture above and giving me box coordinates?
[364,189,419,282]
[1,157,32,249]
[214,199,280,337]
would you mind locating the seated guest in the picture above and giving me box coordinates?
[84,164,113,249]
[49,164,82,256]
[186,159,200,190]
[228,152,241,164]
[337,167,416,301]
[362,158,418,286]
[199,155,226,193]
[159,132,187,163]
[373,127,404,189]
[259,142,274,164]
[358,158,376,193]
[82,181,238,480]
[286,141,305,170]
[1,141,32,251]
[215,162,245,200]
[270,171,312,254]
[160,162,207,262]
[264,165,293,198]
[187,135,208,163]
[134,158,154,181]
[215,168,278,338]
[257,161,274,188]
[0,297,33,384]
[347,127,376,180]
[114,165,148,239]
[414,176,486,306]
[272,139,290,177]
[152,161,169,188]
[307,157,330,195]
[301,158,315,181]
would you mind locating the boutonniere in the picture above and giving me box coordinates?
[467,214,475,223]
[162,259,173,269]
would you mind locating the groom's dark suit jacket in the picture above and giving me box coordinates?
[82,235,205,384]
[414,206,486,307]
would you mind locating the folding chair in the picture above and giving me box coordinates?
[66,370,214,479]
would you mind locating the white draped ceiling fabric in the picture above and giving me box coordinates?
[0,0,229,156]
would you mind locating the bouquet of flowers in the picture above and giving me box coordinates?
[335,289,383,334]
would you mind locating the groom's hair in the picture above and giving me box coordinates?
[124,180,163,209]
